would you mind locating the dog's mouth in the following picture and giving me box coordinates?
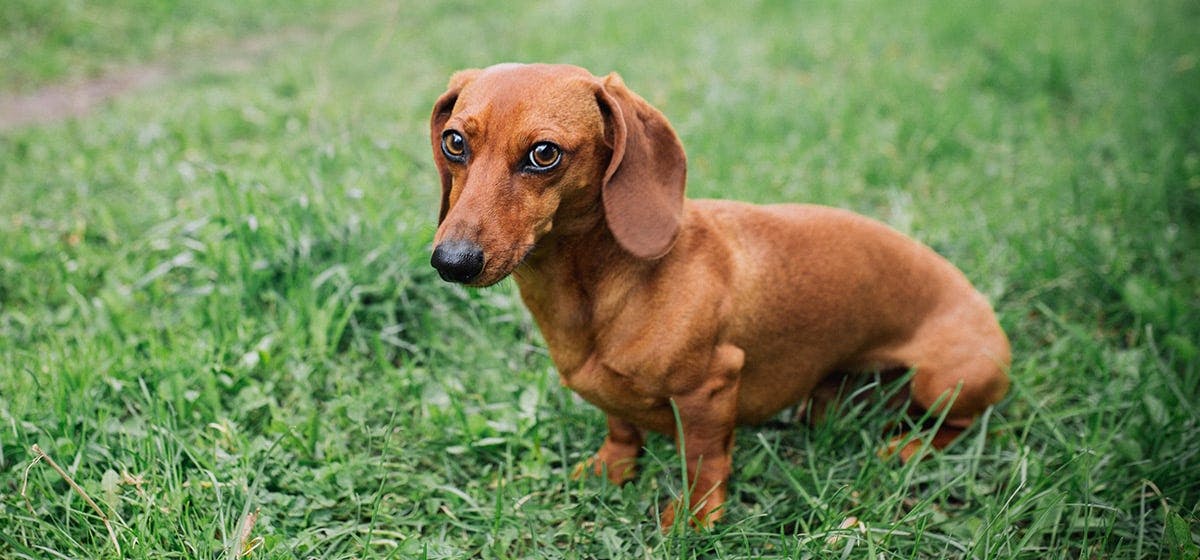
[515,242,537,268]
[457,242,537,288]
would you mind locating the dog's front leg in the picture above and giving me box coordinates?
[662,385,737,530]
[661,344,744,530]
[572,414,644,485]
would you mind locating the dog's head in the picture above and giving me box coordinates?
[429,63,686,286]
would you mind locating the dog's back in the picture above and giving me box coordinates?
[682,200,1009,423]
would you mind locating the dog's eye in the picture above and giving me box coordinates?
[441,131,467,161]
[527,142,561,171]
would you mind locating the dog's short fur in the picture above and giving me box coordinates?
[429,63,1010,528]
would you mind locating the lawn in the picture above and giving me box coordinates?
[1,0,1198,558]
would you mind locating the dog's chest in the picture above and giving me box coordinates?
[559,353,669,423]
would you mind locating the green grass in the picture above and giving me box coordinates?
[0,0,346,91]
[1,0,1198,557]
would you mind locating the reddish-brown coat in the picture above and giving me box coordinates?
[430,63,1011,529]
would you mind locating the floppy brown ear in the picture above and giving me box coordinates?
[595,72,687,260]
[430,69,480,224]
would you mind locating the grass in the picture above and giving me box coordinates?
[0,0,346,91]
[1,0,1198,557]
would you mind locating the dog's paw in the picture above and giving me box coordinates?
[660,496,724,532]
[571,453,638,485]
[879,425,967,463]
[878,435,928,463]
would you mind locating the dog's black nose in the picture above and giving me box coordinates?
[431,239,485,283]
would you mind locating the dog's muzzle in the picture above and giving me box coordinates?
[431,239,485,283]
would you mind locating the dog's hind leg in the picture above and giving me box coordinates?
[883,302,1011,461]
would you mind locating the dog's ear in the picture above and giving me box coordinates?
[595,72,687,260]
[430,69,480,224]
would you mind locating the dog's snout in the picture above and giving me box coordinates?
[431,239,485,283]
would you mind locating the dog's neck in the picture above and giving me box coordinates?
[511,208,647,375]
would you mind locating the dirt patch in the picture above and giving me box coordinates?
[0,9,376,132]
[0,65,170,131]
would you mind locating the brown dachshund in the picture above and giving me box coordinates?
[429,63,1010,529]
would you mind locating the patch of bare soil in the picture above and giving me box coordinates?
[0,65,170,131]
[0,9,376,132]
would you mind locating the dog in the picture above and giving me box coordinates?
[428,63,1010,529]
